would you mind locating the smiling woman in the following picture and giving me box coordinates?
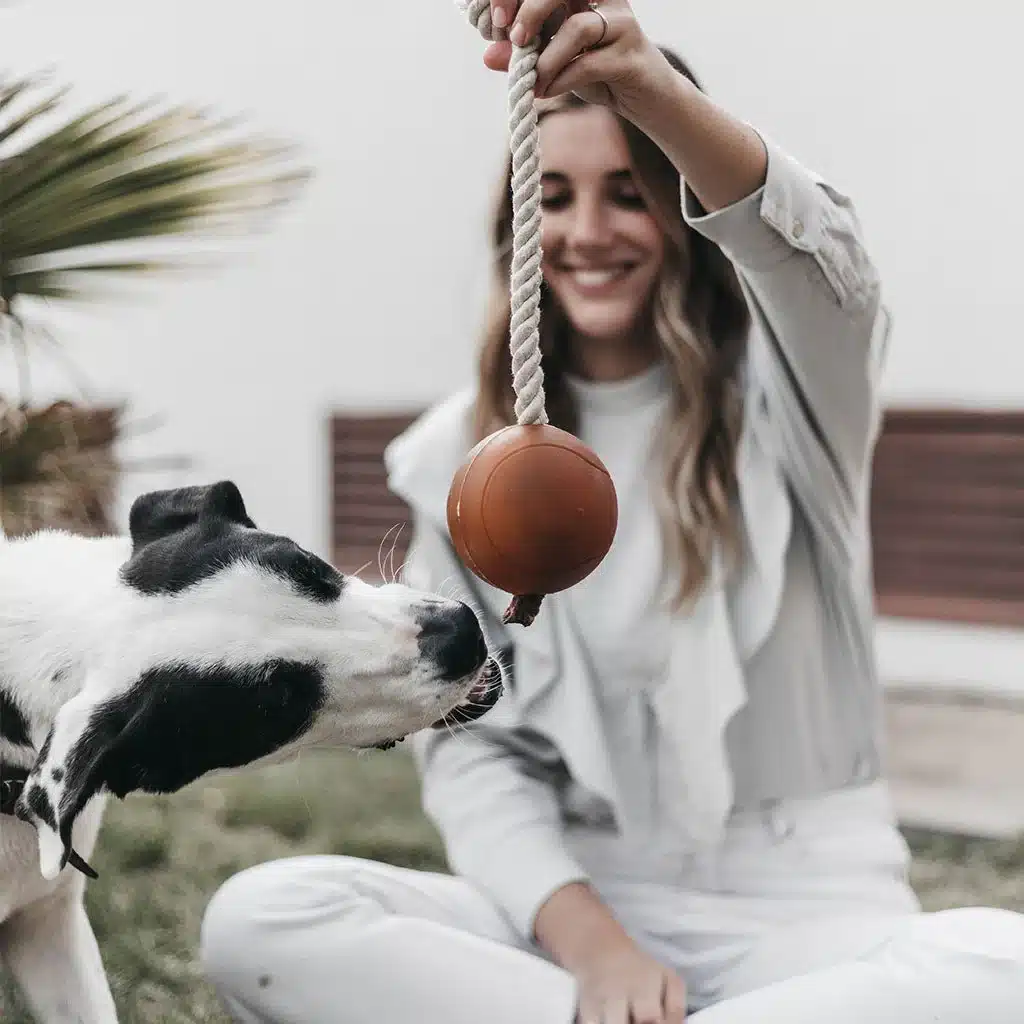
[198,3,1024,1023]
[536,104,668,376]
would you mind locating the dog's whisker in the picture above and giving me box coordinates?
[350,558,375,580]
[441,716,462,745]
[385,523,405,585]
[374,526,394,581]
[462,695,499,710]
[375,523,405,583]
[475,682,504,700]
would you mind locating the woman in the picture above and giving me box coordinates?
[199,2,1024,1021]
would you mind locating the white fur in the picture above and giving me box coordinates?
[0,526,490,1022]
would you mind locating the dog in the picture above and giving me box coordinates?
[0,479,502,1022]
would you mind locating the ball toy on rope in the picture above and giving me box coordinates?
[448,1,618,627]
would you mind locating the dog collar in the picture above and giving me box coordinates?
[0,767,29,817]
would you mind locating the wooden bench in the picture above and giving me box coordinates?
[871,409,1024,627]
[331,407,1024,628]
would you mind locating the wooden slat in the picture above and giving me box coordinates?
[877,594,1024,629]
[870,407,1024,626]
[881,409,1024,433]
[330,413,418,578]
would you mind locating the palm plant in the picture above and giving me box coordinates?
[0,71,310,536]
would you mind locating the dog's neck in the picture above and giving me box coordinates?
[0,530,133,755]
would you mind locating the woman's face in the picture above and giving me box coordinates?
[538,105,667,368]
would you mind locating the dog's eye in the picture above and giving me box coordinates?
[289,554,343,603]
[256,543,343,603]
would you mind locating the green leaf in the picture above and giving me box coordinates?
[6,261,176,302]
[0,73,311,309]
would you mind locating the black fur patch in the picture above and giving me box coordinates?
[120,481,343,603]
[55,659,327,843]
[0,688,32,748]
[416,602,488,683]
[23,783,56,830]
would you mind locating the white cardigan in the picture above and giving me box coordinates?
[384,136,892,939]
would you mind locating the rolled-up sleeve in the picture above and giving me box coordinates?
[413,727,591,939]
[403,520,590,939]
[683,136,891,566]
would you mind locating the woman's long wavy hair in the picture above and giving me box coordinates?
[472,48,751,609]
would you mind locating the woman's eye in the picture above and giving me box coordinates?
[612,189,647,210]
[540,192,572,211]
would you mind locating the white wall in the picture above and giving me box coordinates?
[4,1,1024,693]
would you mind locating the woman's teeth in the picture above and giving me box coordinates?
[572,267,631,287]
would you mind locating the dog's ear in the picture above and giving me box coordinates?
[17,661,325,880]
[128,480,255,550]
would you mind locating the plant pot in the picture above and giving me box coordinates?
[0,400,122,537]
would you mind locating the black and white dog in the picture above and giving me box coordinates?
[0,480,501,1023]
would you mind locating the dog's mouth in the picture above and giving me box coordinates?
[432,656,503,729]
[371,657,503,752]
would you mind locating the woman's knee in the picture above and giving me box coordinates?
[916,906,1024,965]
[200,856,388,987]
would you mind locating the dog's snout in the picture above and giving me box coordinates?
[417,601,488,682]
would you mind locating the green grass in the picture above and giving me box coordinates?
[0,749,449,1023]
[1,749,1022,1022]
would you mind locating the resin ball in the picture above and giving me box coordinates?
[446,423,618,598]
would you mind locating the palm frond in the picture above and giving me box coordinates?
[0,73,311,308]
[5,261,171,301]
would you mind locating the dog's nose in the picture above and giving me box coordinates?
[417,601,488,682]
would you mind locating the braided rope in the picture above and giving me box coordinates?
[458,1,548,426]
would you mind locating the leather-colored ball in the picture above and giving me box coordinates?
[446,424,618,597]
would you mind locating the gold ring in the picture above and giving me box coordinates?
[587,1,609,47]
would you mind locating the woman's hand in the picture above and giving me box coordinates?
[476,0,768,213]
[534,882,688,1024]
[480,0,678,130]
[572,934,689,1024]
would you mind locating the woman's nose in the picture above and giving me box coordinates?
[567,196,613,247]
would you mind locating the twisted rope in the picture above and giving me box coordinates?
[459,1,548,426]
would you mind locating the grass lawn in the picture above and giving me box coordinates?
[2,748,1023,1022]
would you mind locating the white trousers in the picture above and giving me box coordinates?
[199,786,1024,1022]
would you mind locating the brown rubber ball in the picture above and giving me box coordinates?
[446,424,618,597]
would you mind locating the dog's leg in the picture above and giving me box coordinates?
[0,882,118,1023]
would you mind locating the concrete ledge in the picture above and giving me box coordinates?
[884,688,1024,839]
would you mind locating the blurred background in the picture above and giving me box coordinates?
[2,2,1024,1021]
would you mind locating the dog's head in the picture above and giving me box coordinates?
[15,481,501,880]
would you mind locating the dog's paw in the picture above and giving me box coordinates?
[37,824,65,881]
[14,782,64,880]
[15,780,99,881]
